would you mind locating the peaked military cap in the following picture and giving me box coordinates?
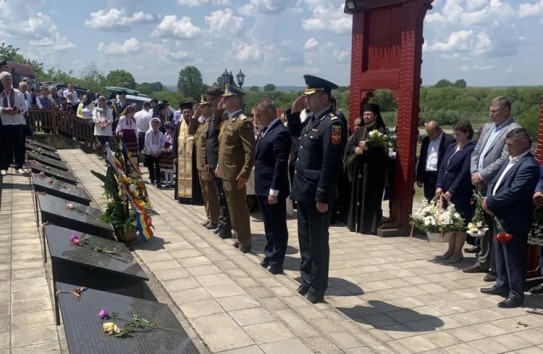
[179,101,193,110]
[199,94,210,106]
[223,84,245,98]
[304,75,338,95]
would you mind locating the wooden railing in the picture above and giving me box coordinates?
[27,108,95,147]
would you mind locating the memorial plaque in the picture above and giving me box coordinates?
[38,194,114,239]
[45,224,148,302]
[32,173,91,205]
[25,143,62,160]
[56,282,199,354]
[27,151,69,171]
[30,160,77,185]
[25,139,57,151]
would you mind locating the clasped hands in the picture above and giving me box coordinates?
[355,140,367,155]
[435,188,452,201]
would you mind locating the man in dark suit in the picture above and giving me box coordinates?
[416,120,455,201]
[530,165,543,294]
[254,98,292,274]
[465,96,521,277]
[286,75,346,303]
[481,128,540,308]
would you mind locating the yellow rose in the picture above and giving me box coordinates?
[103,322,120,335]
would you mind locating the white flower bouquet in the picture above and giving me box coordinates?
[466,191,488,238]
[410,198,466,238]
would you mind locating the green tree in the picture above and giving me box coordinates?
[106,69,136,89]
[0,42,46,79]
[264,83,276,92]
[453,79,467,88]
[79,63,106,93]
[249,86,260,92]
[434,79,453,88]
[177,66,204,101]
[370,89,397,112]
[137,82,164,95]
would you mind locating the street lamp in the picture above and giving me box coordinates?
[222,69,232,89]
[236,69,245,89]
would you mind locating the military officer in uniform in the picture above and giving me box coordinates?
[215,84,255,253]
[286,75,346,303]
[189,95,220,229]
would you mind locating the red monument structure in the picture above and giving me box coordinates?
[344,0,434,234]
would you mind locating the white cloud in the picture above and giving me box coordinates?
[177,0,231,6]
[165,50,195,63]
[85,8,156,31]
[238,0,298,15]
[424,30,474,52]
[518,0,543,18]
[151,16,202,39]
[301,4,351,34]
[29,33,76,51]
[97,38,142,54]
[304,38,319,50]
[426,0,514,26]
[205,9,244,36]
[460,63,493,71]
[228,40,265,62]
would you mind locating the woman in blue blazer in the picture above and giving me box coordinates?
[435,120,476,263]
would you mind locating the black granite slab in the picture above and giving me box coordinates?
[27,151,69,171]
[32,173,91,205]
[25,143,62,160]
[38,194,114,239]
[56,282,199,354]
[30,160,77,185]
[25,139,57,151]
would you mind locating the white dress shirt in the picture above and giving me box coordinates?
[492,150,530,195]
[425,132,443,172]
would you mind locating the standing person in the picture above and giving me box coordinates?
[216,84,255,253]
[435,120,476,263]
[63,83,78,105]
[145,118,164,187]
[286,75,345,303]
[115,105,139,161]
[529,165,543,295]
[416,120,455,202]
[205,87,232,239]
[344,103,388,235]
[174,101,202,204]
[36,86,52,110]
[92,96,113,155]
[190,95,220,229]
[76,94,94,120]
[160,122,175,187]
[481,128,540,308]
[254,98,292,274]
[0,72,28,175]
[135,102,152,160]
[464,96,521,280]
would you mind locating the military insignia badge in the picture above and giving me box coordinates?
[331,125,341,145]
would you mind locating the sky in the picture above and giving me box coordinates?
[1,0,543,88]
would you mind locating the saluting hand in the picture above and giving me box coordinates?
[291,95,306,113]
[316,202,328,213]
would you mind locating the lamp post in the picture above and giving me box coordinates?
[236,69,245,89]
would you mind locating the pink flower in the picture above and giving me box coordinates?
[70,233,80,245]
[39,171,45,177]
[48,178,54,185]
[97,308,109,319]
[65,203,75,210]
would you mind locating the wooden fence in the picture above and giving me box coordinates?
[27,108,95,147]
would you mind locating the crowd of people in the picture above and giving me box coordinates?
[2,57,543,307]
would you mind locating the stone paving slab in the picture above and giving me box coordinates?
[57,149,543,354]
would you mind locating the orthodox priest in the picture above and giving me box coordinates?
[174,101,203,204]
[344,103,388,235]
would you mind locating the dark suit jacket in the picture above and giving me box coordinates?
[255,118,292,199]
[436,142,475,213]
[417,132,455,180]
[486,152,540,233]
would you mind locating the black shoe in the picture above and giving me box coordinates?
[498,298,523,308]
[463,264,488,273]
[305,292,324,304]
[464,246,480,254]
[218,229,232,239]
[233,241,240,248]
[201,221,211,227]
[239,245,252,254]
[260,260,269,268]
[213,225,223,234]
[297,284,309,296]
[267,265,283,275]
[204,223,218,230]
[480,286,508,297]
[530,283,543,294]
[483,273,497,282]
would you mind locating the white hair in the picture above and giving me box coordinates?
[0,71,12,81]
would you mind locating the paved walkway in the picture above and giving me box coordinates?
[2,148,543,353]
